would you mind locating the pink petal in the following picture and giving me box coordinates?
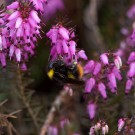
[87,102,96,119]
[118,119,125,132]
[15,17,23,29]
[108,73,117,89]
[0,53,6,67]
[100,53,109,65]
[62,40,68,54]
[128,52,135,62]
[8,11,20,20]
[77,50,88,60]
[59,27,69,40]
[30,10,40,23]
[7,1,19,10]
[98,82,107,99]
[69,40,76,56]
[127,62,135,78]
[9,45,16,58]
[84,60,95,74]
[85,78,95,93]
[93,62,101,75]
[15,48,21,62]
[125,79,133,94]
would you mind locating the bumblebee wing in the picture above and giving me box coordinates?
[54,72,68,83]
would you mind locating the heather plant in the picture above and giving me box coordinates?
[0,0,135,135]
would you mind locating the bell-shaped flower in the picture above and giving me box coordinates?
[87,102,96,119]
[98,82,107,99]
[128,52,135,63]
[93,62,101,75]
[85,78,95,93]
[84,60,95,74]
[100,53,109,65]
[77,50,88,60]
[108,73,117,89]
[127,62,135,78]
[125,79,133,94]
[118,119,125,132]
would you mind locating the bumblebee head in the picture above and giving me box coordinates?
[47,69,54,79]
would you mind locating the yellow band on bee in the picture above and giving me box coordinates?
[67,72,75,79]
[47,69,54,79]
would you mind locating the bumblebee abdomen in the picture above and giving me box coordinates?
[76,64,84,79]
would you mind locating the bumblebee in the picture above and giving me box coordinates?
[47,58,84,85]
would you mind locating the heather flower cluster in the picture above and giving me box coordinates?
[0,0,45,68]
[0,0,135,134]
[6,1,41,63]
[47,118,80,135]
[0,5,6,67]
[85,53,122,119]
[115,5,135,94]
[46,24,87,64]
[89,120,109,135]
[84,53,122,97]
[117,117,135,134]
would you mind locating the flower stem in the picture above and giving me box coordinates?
[17,67,39,134]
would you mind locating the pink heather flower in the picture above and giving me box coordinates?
[7,1,19,10]
[84,53,122,98]
[89,126,95,135]
[43,0,64,20]
[117,117,135,134]
[93,62,101,75]
[127,5,135,18]
[98,82,107,99]
[90,121,109,135]
[84,60,95,74]
[29,0,47,11]
[125,79,133,94]
[108,73,117,89]
[87,102,96,119]
[0,52,6,67]
[69,40,76,56]
[107,82,117,93]
[100,53,109,65]
[48,126,58,135]
[0,6,7,67]
[112,67,122,81]
[46,24,87,64]
[15,48,21,62]
[5,1,41,63]
[77,50,88,60]
[59,27,70,40]
[118,119,125,132]
[85,78,95,93]
[128,52,135,63]
[127,62,135,78]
